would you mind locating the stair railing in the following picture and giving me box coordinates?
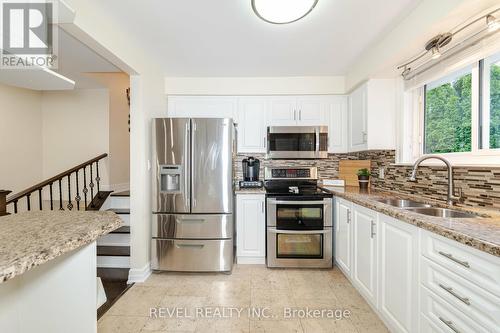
[0,153,108,216]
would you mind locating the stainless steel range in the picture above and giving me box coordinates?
[265,167,333,268]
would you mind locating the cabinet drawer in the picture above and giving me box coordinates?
[421,257,500,331]
[152,214,233,239]
[420,286,489,333]
[420,230,500,298]
[151,239,233,272]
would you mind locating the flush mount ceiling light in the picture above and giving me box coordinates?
[252,0,319,24]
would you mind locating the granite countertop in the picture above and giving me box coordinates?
[0,211,122,283]
[234,187,266,194]
[322,186,500,257]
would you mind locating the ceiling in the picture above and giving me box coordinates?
[55,28,121,89]
[73,0,421,77]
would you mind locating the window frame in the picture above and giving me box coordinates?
[413,59,500,165]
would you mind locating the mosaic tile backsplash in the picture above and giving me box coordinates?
[235,150,500,208]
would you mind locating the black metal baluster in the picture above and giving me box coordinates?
[13,200,18,213]
[38,188,43,210]
[26,194,31,211]
[96,160,101,192]
[83,167,88,208]
[75,170,81,210]
[67,174,73,210]
[58,179,64,210]
[49,183,53,210]
[89,164,95,199]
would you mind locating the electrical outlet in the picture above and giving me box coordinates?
[379,167,385,179]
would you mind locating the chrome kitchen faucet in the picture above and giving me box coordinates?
[408,155,462,206]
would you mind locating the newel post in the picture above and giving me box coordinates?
[0,190,11,216]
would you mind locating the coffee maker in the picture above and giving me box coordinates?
[239,157,263,188]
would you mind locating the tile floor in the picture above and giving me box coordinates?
[98,265,389,333]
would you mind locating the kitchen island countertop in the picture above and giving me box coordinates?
[0,211,122,283]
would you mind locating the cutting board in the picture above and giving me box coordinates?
[339,160,372,187]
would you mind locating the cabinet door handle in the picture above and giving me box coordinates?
[438,284,471,305]
[370,220,376,238]
[261,201,264,213]
[347,209,351,224]
[438,251,470,268]
[299,110,302,120]
[439,317,460,333]
[263,136,266,148]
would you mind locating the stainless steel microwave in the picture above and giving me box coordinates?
[266,126,328,159]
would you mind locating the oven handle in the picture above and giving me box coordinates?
[268,200,329,205]
[268,229,332,235]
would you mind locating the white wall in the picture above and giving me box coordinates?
[85,73,130,188]
[41,89,110,186]
[0,84,43,194]
[165,76,346,95]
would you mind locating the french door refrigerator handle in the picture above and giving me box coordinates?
[185,121,190,208]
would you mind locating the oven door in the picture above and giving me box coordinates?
[267,228,332,268]
[266,126,328,159]
[267,198,332,228]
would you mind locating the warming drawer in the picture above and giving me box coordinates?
[151,239,233,272]
[152,214,233,239]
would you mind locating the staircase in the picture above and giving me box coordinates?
[96,190,132,318]
[96,191,131,274]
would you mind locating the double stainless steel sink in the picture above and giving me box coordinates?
[374,198,480,218]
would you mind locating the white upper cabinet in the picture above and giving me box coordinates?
[267,97,297,126]
[349,84,368,151]
[167,96,237,119]
[267,96,330,127]
[295,96,327,126]
[327,95,348,153]
[236,97,267,153]
[348,79,397,152]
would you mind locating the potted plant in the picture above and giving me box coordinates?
[357,168,371,189]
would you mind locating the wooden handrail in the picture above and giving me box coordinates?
[0,190,11,216]
[6,153,108,204]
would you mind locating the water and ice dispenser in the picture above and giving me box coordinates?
[160,165,183,193]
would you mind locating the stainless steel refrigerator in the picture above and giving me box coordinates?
[151,118,234,272]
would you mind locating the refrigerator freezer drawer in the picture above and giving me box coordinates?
[151,239,233,272]
[152,214,233,239]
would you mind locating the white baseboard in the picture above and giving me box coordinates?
[97,256,130,268]
[127,262,151,284]
[237,257,266,265]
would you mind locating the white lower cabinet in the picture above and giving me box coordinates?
[333,196,500,333]
[236,194,266,264]
[334,198,352,276]
[378,214,418,333]
[352,203,378,308]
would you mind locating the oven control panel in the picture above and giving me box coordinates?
[271,169,310,178]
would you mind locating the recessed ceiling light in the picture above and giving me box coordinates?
[251,0,319,25]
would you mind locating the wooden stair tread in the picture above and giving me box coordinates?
[87,191,113,211]
[97,267,130,281]
[111,190,130,197]
[97,246,130,257]
[107,208,130,214]
[110,226,130,234]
